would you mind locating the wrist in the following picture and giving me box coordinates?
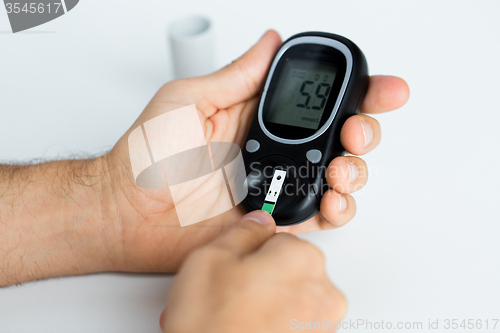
[0,157,122,286]
[59,156,125,274]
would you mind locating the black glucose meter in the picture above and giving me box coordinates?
[241,32,369,226]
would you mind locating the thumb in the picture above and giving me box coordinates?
[159,307,167,332]
[209,210,277,258]
[196,30,282,109]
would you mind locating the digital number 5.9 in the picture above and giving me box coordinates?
[296,81,332,111]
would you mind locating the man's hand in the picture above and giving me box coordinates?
[0,30,409,286]
[104,30,409,272]
[160,210,347,333]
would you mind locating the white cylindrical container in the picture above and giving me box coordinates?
[169,16,216,79]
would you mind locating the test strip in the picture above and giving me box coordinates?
[261,169,287,215]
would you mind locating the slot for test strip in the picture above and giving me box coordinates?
[261,169,287,214]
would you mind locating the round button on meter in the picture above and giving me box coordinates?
[306,149,323,164]
[245,139,260,153]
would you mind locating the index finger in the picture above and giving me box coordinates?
[360,75,410,114]
[208,210,276,259]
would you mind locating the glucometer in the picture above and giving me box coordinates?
[241,32,369,226]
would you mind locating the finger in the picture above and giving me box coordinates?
[326,156,368,194]
[276,188,357,234]
[360,75,410,114]
[318,190,356,230]
[195,30,282,111]
[159,307,167,332]
[208,210,276,258]
[340,114,381,155]
[206,95,259,144]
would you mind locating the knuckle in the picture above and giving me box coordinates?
[330,287,348,320]
[159,80,178,92]
[159,79,193,96]
[317,280,348,321]
[298,240,325,262]
[284,239,326,271]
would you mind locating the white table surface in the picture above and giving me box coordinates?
[1,1,499,332]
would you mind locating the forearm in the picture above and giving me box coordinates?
[0,157,120,287]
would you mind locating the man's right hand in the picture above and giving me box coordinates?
[160,210,347,333]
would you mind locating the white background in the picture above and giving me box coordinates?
[1,0,499,332]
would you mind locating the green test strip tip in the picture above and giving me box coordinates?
[261,202,275,214]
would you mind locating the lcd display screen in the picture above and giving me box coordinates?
[265,58,338,130]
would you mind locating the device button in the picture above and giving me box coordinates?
[306,149,322,164]
[246,139,260,153]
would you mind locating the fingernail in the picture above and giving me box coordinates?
[338,193,347,213]
[360,120,373,147]
[347,161,358,184]
[242,210,271,225]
